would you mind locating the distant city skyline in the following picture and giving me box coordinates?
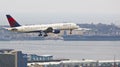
[0,0,120,25]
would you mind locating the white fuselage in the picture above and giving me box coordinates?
[7,23,79,32]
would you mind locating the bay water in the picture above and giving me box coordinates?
[0,40,120,60]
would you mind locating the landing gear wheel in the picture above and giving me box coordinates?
[44,34,48,37]
[38,34,42,36]
[70,29,72,34]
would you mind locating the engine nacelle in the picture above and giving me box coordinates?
[53,29,60,34]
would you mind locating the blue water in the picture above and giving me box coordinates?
[0,40,120,60]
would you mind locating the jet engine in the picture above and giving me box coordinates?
[53,29,60,34]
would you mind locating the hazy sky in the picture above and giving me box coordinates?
[0,0,120,25]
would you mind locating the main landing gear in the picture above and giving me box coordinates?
[70,29,72,34]
[38,32,48,37]
[38,27,53,37]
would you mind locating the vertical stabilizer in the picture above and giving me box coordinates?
[6,15,21,27]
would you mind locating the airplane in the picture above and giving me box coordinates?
[5,15,80,37]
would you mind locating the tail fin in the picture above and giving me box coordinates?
[6,15,21,27]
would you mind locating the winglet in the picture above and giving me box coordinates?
[6,15,21,27]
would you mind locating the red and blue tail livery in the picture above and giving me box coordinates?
[6,15,21,27]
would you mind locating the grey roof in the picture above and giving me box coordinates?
[0,49,14,53]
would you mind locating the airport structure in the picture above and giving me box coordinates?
[0,49,27,67]
[1,49,120,67]
[27,54,53,62]
[28,60,120,67]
